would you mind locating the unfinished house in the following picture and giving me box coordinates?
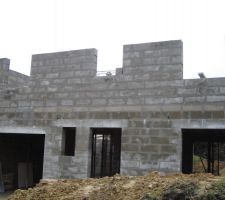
[1,40,225,191]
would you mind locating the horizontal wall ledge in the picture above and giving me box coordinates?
[0,126,46,134]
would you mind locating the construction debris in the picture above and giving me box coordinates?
[7,172,225,200]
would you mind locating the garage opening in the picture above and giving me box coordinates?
[182,129,225,175]
[0,133,45,192]
[91,128,121,178]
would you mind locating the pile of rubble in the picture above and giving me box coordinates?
[8,172,225,200]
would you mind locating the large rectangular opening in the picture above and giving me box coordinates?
[182,129,225,176]
[0,133,45,192]
[91,128,121,178]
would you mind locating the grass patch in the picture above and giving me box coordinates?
[200,179,225,200]
[161,181,198,200]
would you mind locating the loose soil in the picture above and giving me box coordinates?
[7,172,225,200]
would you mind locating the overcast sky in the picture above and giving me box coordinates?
[0,0,225,78]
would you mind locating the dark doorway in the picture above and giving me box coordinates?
[91,128,121,178]
[182,129,225,175]
[0,133,45,191]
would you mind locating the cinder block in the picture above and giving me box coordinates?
[108,98,125,105]
[121,144,140,151]
[145,97,164,105]
[46,73,59,79]
[151,137,169,144]
[60,71,74,78]
[18,101,31,107]
[127,98,144,105]
[92,99,107,106]
[61,100,74,106]
[131,136,149,144]
[76,99,91,105]
[164,97,183,104]
[160,145,177,153]
[207,96,225,102]
[121,160,140,168]
[141,145,159,152]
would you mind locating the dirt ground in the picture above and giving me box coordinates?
[7,172,225,200]
[0,191,13,200]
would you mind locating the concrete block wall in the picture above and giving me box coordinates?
[123,40,183,80]
[31,49,97,80]
[0,59,31,126]
[8,70,30,87]
[121,123,181,175]
[29,49,97,113]
[25,41,183,115]
[0,58,30,87]
[42,125,91,179]
[0,40,225,178]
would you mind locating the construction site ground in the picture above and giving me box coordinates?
[6,172,225,200]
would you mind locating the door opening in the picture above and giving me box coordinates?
[182,129,225,175]
[91,128,121,178]
[0,133,45,192]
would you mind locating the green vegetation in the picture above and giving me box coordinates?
[161,181,198,200]
[142,193,158,200]
[200,179,225,200]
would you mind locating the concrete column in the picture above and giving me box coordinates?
[0,58,10,84]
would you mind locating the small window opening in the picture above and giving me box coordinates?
[62,127,76,156]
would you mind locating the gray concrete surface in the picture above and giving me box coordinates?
[0,40,225,179]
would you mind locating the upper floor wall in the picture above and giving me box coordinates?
[31,49,97,80]
[0,58,30,88]
[0,58,10,86]
[122,40,183,80]
[26,40,184,110]
[0,40,225,114]
[30,40,183,82]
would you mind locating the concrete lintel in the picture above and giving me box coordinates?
[53,119,128,128]
[172,119,225,129]
[0,126,46,134]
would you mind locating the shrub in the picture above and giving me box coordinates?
[162,181,198,200]
[200,179,225,200]
[141,193,158,200]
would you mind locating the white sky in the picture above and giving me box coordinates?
[0,0,225,78]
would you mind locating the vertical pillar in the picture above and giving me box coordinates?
[0,58,10,85]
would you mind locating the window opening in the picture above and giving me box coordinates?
[62,127,76,156]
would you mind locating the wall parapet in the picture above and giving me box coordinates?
[123,40,183,80]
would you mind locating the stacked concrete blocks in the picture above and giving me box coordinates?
[0,40,225,178]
